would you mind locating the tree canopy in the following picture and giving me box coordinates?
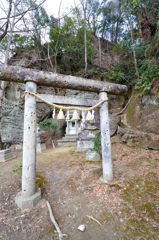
[0,0,158,94]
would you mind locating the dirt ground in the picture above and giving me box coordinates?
[0,143,159,240]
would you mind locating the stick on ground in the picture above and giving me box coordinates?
[46,201,67,240]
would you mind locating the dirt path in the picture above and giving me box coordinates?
[0,144,159,240]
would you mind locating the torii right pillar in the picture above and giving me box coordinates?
[99,91,113,182]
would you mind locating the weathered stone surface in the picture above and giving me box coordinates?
[111,135,120,144]
[95,112,121,137]
[0,98,24,143]
[15,189,41,210]
[0,65,128,95]
[118,126,159,150]
[77,123,98,152]
[57,134,77,147]
[92,37,120,70]
[0,148,16,162]
[77,139,94,152]
[122,92,159,135]
[110,115,121,136]
[85,149,101,161]
[0,82,53,144]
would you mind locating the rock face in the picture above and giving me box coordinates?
[120,91,159,149]
[0,83,52,144]
[110,115,121,136]
[95,111,121,137]
[122,93,159,134]
[92,37,120,70]
[118,127,159,150]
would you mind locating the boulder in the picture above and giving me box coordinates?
[94,112,121,137]
[122,92,159,135]
[118,126,159,150]
[110,115,121,136]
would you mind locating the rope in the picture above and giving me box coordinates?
[25,91,108,112]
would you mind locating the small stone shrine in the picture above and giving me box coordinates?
[57,110,81,146]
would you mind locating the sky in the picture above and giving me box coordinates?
[44,0,80,17]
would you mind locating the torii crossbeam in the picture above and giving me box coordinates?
[0,65,128,210]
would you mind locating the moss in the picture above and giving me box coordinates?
[120,172,159,239]
[48,226,56,239]
[109,183,123,190]
[85,160,101,164]
[12,162,22,174]
[36,173,47,189]
[122,178,142,202]
[139,202,155,218]
[125,218,157,239]
[69,150,83,157]
[126,92,141,127]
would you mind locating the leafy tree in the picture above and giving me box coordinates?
[49,15,94,74]
[100,0,124,43]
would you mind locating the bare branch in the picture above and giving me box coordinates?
[0,0,13,42]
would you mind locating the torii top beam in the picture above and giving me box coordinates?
[0,65,127,95]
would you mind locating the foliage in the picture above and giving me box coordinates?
[93,132,101,154]
[136,60,159,94]
[39,118,59,132]
[103,61,136,87]
[0,0,159,94]
[13,164,47,190]
[12,163,22,173]
[49,15,95,73]
[145,29,159,58]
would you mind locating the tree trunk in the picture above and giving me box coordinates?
[84,1,88,73]
[0,0,16,107]
[98,37,102,67]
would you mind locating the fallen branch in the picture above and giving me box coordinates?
[148,192,159,198]
[46,201,67,240]
[87,215,102,226]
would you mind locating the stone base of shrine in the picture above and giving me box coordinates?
[15,189,41,210]
[0,148,16,162]
[85,149,101,161]
[36,143,46,153]
[13,143,46,152]
[57,134,78,147]
[76,139,94,152]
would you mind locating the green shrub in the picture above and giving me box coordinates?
[39,118,59,138]
[136,59,159,95]
[93,132,101,155]
[103,61,136,87]
[39,118,59,131]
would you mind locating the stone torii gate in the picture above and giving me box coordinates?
[0,65,127,210]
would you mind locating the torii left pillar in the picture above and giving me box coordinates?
[15,81,41,210]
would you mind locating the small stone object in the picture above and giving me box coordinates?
[77,224,86,232]
[86,149,100,161]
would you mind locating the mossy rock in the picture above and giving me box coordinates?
[36,173,47,190]
[124,92,141,128]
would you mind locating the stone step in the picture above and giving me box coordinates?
[57,141,76,147]
[57,136,77,147]
[58,138,77,143]
[60,137,77,142]
[64,134,78,139]
[0,148,16,162]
